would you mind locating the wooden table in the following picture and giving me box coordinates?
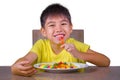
[0,66,120,80]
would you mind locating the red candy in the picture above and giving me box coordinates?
[59,36,64,44]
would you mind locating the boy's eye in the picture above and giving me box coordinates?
[48,24,55,27]
[61,23,67,25]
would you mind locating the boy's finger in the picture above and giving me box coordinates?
[19,61,29,65]
[19,65,33,71]
[20,68,37,76]
[60,44,65,48]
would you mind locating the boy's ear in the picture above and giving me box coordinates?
[40,28,47,37]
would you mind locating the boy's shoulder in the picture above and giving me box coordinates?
[67,38,82,43]
[34,39,49,45]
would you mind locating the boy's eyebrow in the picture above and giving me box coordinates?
[61,19,69,22]
[46,21,55,25]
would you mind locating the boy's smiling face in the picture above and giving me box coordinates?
[41,15,72,44]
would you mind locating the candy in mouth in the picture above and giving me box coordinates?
[59,36,64,44]
[54,34,65,44]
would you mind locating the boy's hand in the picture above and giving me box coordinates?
[11,60,36,76]
[61,43,80,58]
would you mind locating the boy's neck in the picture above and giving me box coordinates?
[50,42,63,54]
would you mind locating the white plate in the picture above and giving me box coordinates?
[34,62,88,73]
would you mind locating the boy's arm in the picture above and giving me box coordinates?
[62,44,110,67]
[80,49,110,67]
[11,52,37,76]
[23,51,38,64]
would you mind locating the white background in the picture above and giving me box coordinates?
[0,0,120,66]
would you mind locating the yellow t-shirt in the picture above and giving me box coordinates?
[30,38,90,64]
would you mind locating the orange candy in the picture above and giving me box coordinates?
[59,36,64,44]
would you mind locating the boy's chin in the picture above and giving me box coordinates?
[52,39,62,45]
[52,39,59,44]
[54,41,61,45]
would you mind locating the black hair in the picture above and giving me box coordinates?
[40,3,72,27]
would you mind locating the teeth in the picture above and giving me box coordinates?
[54,34,64,37]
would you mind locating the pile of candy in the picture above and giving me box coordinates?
[39,62,77,69]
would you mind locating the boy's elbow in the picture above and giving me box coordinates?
[97,58,110,67]
[102,58,111,67]
[106,58,111,67]
[102,55,111,67]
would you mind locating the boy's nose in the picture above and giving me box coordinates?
[55,25,62,32]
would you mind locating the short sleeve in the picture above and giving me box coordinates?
[30,40,42,56]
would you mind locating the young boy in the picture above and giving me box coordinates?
[11,3,110,76]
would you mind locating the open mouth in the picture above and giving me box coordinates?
[53,34,65,44]
[53,34,65,38]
